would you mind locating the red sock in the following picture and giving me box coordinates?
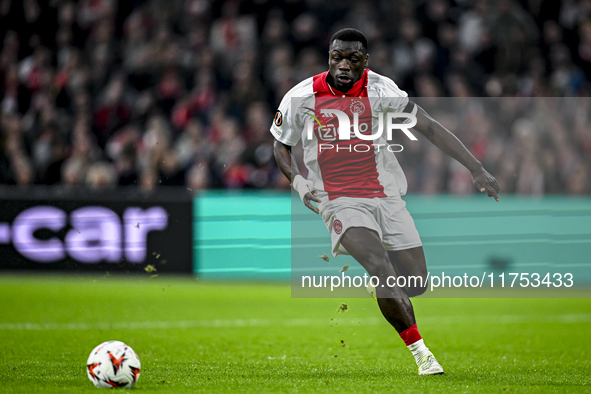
[399,324,422,346]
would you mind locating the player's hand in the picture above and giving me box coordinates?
[292,174,321,214]
[303,190,321,214]
[471,167,500,202]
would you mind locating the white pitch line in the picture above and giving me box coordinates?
[0,318,366,331]
[0,313,590,331]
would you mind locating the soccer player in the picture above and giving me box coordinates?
[271,28,499,375]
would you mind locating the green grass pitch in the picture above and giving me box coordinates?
[0,275,590,393]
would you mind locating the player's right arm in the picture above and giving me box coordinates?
[273,141,320,214]
[270,77,320,214]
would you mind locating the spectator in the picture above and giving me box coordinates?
[0,0,588,196]
[86,160,117,190]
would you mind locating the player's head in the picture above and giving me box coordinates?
[328,28,369,92]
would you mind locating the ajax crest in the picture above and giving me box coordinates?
[349,100,365,114]
[333,219,343,234]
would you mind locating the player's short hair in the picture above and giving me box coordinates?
[329,28,368,53]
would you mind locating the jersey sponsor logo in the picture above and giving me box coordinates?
[313,122,372,141]
[333,219,343,235]
[303,106,370,141]
[274,110,283,126]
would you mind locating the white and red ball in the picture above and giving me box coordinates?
[86,341,141,388]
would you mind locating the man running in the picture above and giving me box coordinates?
[271,28,499,375]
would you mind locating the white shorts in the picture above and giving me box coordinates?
[319,195,422,257]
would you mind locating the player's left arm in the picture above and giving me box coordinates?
[411,103,500,201]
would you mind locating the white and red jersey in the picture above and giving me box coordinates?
[271,69,412,200]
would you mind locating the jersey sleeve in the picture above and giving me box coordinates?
[270,92,301,147]
[373,73,416,124]
[270,77,314,146]
[379,75,411,114]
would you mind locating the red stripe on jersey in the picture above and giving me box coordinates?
[311,70,387,200]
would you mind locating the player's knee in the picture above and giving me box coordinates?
[402,275,428,297]
[405,284,427,297]
[364,250,392,277]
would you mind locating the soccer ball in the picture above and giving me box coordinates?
[86,340,141,388]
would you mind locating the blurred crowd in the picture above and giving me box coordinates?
[403,97,591,196]
[0,0,589,195]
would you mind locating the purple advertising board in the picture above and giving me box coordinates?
[0,187,193,273]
